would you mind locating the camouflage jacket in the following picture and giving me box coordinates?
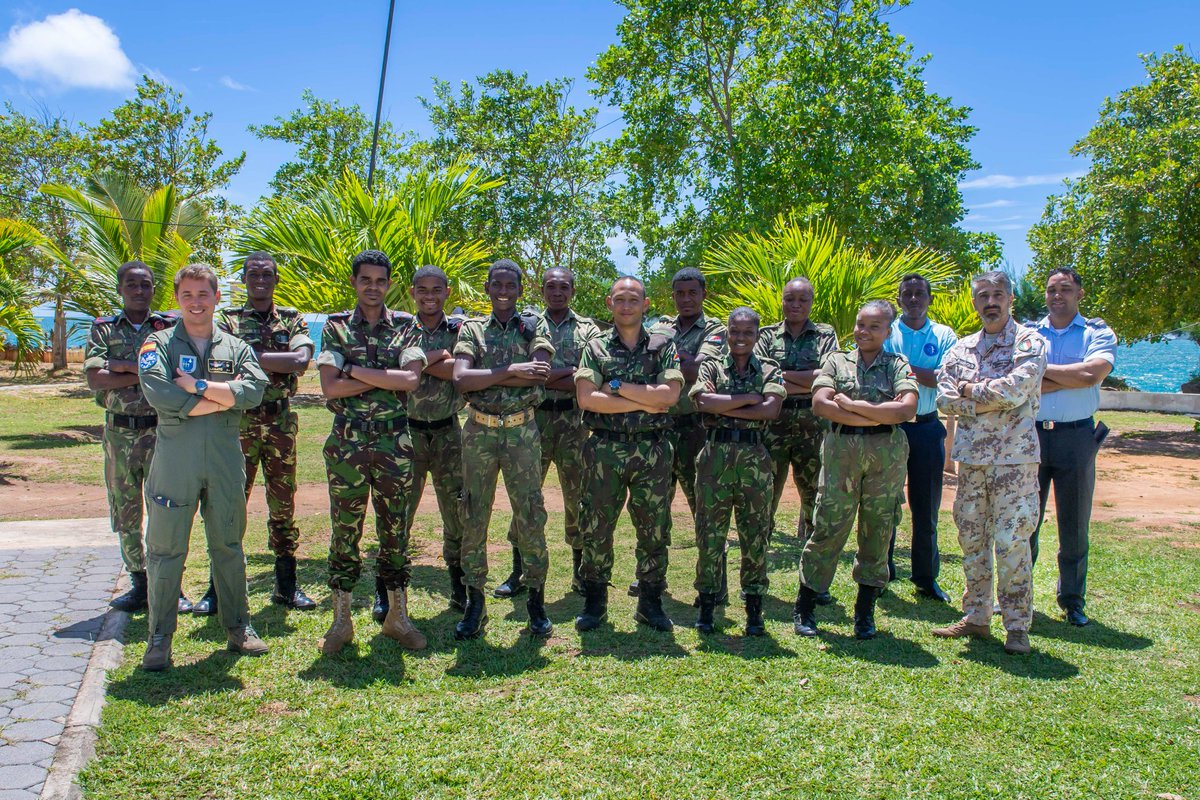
[84,311,177,416]
[937,318,1047,466]
[542,309,602,400]
[453,312,555,415]
[650,312,726,416]
[407,313,465,422]
[575,327,684,433]
[689,352,788,430]
[316,306,426,422]
[812,349,919,405]
[216,304,313,405]
[753,320,840,397]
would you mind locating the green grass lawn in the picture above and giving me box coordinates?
[82,510,1200,800]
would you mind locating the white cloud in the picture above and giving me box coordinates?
[970,199,1017,210]
[219,75,254,92]
[959,171,1084,190]
[0,9,134,91]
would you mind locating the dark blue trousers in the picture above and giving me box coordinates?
[888,415,945,585]
[1033,422,1097,613]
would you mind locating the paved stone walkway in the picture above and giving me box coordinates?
[0,519,121,799]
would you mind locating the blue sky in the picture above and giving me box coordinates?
[2,0,1198,274]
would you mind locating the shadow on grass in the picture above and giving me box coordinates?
[578,626,690,661]
[107,650,244,707]
[878,589,961,625]
[695,628,798,660]
[1031,610,1152,651]
[446,633,551,678]
[298,643,410,688]
[817,630,941,668]
[0,428,100,450]
[960,637,1079,680]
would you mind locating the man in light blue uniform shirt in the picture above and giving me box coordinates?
[883,274,958,602]
[1034,267,1117,627]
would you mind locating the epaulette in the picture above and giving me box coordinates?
[148,312,175,331]
[446,315,465,333]
[390,310,415,326]
[277,306,300,317]
[327,310,352,320]
[704,330,726,346]
[1086,317,1109,328]
[647,332,672,351]
[93,315,115,324]
[813,322,837,334]
[516,312,539,342]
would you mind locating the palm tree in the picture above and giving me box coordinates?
[233,163,502,314]
[0,218,69,372]
[702,215,961,343]
[929,281,981,337]
[40,174,206,316]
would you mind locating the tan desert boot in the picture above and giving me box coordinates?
[1004,630,1032,655]
[320,588,354,655]
[141,633,173,672]
[227,625,269,656]
[932,618,991,639]
[382,587,427,650]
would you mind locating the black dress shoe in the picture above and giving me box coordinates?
[191,580,218,616]
[1065,608,1090,627]
[914,581,951,603]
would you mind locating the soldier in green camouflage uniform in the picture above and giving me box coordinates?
[84,261,188,614]
[451,259,554,640]
[574,276,684,633]
[315,251,429,655]
[794,300,918,641]
[214,252,315,613]
[754,278,839,543]
[404,265,467,613]
[691,308,786,636]
[500,267,601,597]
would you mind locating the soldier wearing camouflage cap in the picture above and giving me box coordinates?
[691,307,785,636]
[793,300,918,642]
[934,271,1048,656]
[574,276,684,633]
[315,250,428,655]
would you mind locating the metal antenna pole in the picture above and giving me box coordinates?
[367,0,397,192]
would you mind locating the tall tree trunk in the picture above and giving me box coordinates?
[52,293,67,370]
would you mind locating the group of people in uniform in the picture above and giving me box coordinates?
[84,249,1115,671]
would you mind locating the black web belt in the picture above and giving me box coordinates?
[108,412,157,430]
[333,415,408,434]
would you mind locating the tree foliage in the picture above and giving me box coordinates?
[233,164,501,314]
[592,0,988,277]
[702,215,959,342]
[0,218,60,371]
[414,70,619,317]
[1028,47,1200,340]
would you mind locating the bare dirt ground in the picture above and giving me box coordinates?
[5,420,1197,532]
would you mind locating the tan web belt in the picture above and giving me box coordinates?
[470,407,535,428]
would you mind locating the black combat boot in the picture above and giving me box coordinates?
[575,580,609,632]
[853,584,879,640]
[455,586,488,640]
[694,592,717,634]
[271,555,316,610]
[634,581,674,632]
[571,548,584,595]
[745,594,766,637]
[815,589,835,606]
[191,579,218,616]
[526,586,553,638]
[627,579,640,597]
[448,563,467,611]
[694,549,731,608]
[372,575,389,623]
[111,571,148,612]
[793,585,819,637]
[493,546,525,598]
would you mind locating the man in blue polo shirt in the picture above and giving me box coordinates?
[883,273,958,602]
[1034,267,1117,627]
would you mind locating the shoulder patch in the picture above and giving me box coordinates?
[705,333,725,345]
[328,310,352,319]
[94,315,114,324]
[1018,338,1034,352]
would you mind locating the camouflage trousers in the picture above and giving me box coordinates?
[667,415,704,519]
[405,417,465,567]
[579,434,673,586]
[459,415,548,591]
[800,429,908,593]
[765,406,826,541]
[103,424,155,573]
[693,439,774,596]
[323,425,415,592]
[954,462,1038,633]
[240,409,300,558]
[506,406,588,550]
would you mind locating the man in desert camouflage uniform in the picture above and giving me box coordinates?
[645,267,726,600]
[315,250,428,655]
[403,265,467,614]
[210,252,315,615]
[934,271,1048,656]
[85,261,190,614]
[451,259,554,640]
[754,277,839,548]
[574,276,683,633]
[691,308,785,636]
[793,301,918,641]
[499,267,601,598]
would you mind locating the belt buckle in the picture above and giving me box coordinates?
[1044,421,1055,430]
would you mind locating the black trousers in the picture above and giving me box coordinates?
[1033,422,1097,612]
[888,416,945,585]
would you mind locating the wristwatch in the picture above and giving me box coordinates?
[194,379,208,397]
[608,378,621,395]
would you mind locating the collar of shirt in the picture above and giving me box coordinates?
[607,325,650,351]
[972,317,1018,356]
[172,321,226,346]
[416,313,450,333]
[486,312,524,331]
[723,351,763,376]
[674,313,707,337]
[242,302,279,322]
[543,309,577,330]
[1035,312,1086,333]
[350,305,395,330]
[897,317,932,336]
[780,319,819,341]
[851,348,891,375]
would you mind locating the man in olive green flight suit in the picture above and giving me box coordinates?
[137,264,269,671]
